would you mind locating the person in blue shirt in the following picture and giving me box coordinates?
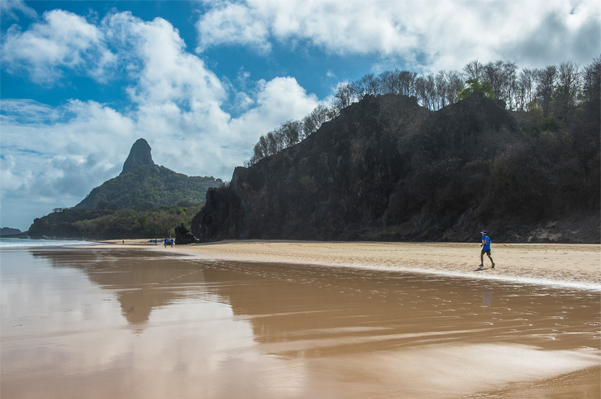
[479,230,495,268]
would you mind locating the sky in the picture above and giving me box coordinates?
[1,0,599,230]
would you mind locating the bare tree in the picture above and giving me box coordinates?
[463,60,484,80]
[445,71,464,105]
[266,131,280,156]
[249,135,270,165]
[415,75,437,110]
[377,69,401,95]
[350,73,380,99]
[516,69,536,111]
[481,60,517,105]
[435,71,448,109]
[535,65,557,116]
[426,75,437,109]
[398,71,417,96]
[302,105,331,137]
[581,56,601,107]
[504,63,518,110]
[414,76,426,107]
[334,83,355,111]
[279,120,303,146]
[554,60,581,111]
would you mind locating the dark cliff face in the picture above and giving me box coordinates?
[192,93,600,243]
[121,138,154,175]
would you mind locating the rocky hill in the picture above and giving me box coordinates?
[192,93,600,243]
[28,139,222,240]
[76,139,221,209]
[0,227,22,236]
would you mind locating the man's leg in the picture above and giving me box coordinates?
[487,253,495,267]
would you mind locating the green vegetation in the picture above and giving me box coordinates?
[29,203,204,240]
[77,165,221,209]
[456,78,495,101]
[76,204,203,238]
[540,116,560,132]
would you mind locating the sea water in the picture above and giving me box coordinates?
[0,237,99,249]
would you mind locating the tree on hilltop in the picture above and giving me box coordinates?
[456,78,495,101]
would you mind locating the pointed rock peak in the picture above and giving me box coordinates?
[121,138,154,175]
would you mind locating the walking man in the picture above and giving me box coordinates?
[479,230,495,268]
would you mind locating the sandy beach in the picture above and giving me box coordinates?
[102,240,601,290]
[3,241,600,398]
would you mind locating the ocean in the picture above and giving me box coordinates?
[0,237,100,249]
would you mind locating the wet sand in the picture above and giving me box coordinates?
[107,240,601,290]
[1,246,600,398]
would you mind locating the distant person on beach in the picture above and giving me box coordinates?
[479,230,495,268]
[164,238,168,248]
[170,239,174,247]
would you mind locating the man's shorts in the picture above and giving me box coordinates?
[481,249,491,256]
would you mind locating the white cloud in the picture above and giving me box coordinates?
[496,1,601,68]
[1,9,116,84]
[1,99,135,201]
[196,0,601,70]
[101,12,228,109]
[230,77,318,139]
[0,0,37,21]
[196,3,271,54]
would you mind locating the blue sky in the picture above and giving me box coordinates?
[1,0,599,230]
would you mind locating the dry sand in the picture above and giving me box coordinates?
[100,240,601,290]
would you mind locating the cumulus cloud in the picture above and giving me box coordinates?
[196,2,271,54]
[1,99,135,199]
[497,1,601,68]
[0,0,37,21]
[229,77,318,139]
[196,0,601,70]
[1,9,116,84]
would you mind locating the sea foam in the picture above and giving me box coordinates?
[0,238,99,249]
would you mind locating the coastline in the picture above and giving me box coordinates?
[91,240,601,291]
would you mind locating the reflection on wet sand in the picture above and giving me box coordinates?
[33,249,213,325]
[1,249,599,399]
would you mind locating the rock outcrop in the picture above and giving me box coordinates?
[175,223,198,244]
[121,138,154,175]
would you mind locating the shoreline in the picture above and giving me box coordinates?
[83,239,601,291]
